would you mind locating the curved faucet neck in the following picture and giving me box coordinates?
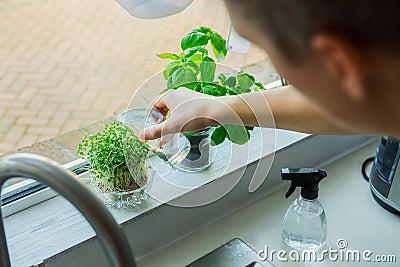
[0,153,136,267]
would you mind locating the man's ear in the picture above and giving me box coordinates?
[310,33,367,101]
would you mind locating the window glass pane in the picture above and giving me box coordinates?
[0,0,267,191]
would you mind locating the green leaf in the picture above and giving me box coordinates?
[181,32,209,51]
[186,60,200,75]
[194,83,202,92]
[160,87,169,94]
[210,32,227,61]
[185,47,208,58]
[211,126,227,146]
[217,73,226,83]
[201,85,218,95]
[171,68,198,88]
[201,84,227,96]
[237,72,255,93]
[167,76,174,89]
[188,26,212,35]
[157,53,180,60]
[163,61,182,79]
[224,124,250,145]
[189,53,202,64]
[254,82,266,91]
[216,84,227,96]
[227,88,238,96]
[243,71,256,82]
[189,54,203,69]
[226,76,237,88]
[184,131,198,137]
[170,81,202,91]
[218,72,237,88]
[200,56,216,83]
[183,82,199,90]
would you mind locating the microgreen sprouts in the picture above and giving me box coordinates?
[77,122,149,192]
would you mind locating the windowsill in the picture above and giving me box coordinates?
[3,129,375,266]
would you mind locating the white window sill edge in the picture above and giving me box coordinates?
[3,130,376,267]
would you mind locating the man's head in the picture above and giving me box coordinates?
[225,0,400,136]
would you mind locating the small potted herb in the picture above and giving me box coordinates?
[157,26,266,172]
[77,122,152,209]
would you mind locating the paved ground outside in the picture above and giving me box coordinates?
[0,0,268,156]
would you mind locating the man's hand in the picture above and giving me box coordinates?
[140,88,221,141]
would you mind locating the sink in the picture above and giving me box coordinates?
[187,239,274,267]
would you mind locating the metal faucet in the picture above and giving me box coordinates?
[0,153,137,267]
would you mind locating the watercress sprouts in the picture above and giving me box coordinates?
[77,122,149,192]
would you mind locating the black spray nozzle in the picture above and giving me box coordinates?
[281,168,327,200]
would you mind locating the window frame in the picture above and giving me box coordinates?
[1,158,88,217]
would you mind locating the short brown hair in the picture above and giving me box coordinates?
[225,0,400,60]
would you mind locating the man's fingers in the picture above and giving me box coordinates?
[140,124,162,140]
[148,93,175,117]
[140,120,178,140]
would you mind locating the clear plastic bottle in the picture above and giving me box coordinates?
[281,196,327,251]
[280,168,328,251]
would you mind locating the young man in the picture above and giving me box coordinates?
[140,1,400,141]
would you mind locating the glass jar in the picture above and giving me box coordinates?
[114,106,191,167]
[90,165,154,209]
[176,127,216,172]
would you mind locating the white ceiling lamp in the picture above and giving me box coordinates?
[116,0,194,19]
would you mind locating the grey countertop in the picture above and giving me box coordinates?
[139,141,400,267]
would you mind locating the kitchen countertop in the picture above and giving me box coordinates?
[138,141,400,266]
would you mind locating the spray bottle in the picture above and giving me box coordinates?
[281,168,328,251]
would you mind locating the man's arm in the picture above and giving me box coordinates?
[141,86,351,141]
[218,85,351,135]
